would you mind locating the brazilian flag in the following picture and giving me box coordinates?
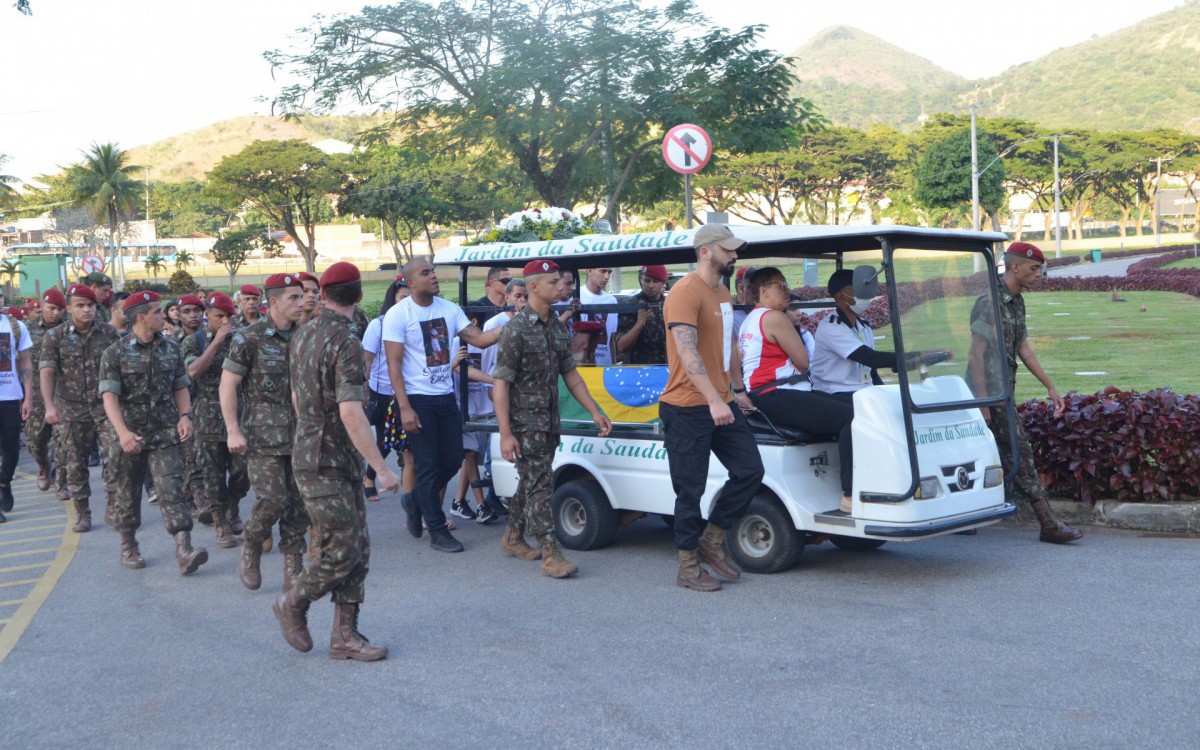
[558,366,668,425]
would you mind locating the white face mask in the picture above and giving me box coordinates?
[849,298,872,316]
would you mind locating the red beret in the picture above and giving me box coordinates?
[42,289,67,308]
[239,284,263,297]
[67,284,98,304]
[205,292,237,316]
[1006,242,1046,264]
[394,274,405,282]
[6,306,26,321]
[523,260,559,277]
[641,265,668,282]
[263,273,303,291]
[177,294,206,309]
[123,291,160,311]
[295,272,319,285]
[320,261,361,287]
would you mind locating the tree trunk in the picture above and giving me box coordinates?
[988,209,1002,232]
[1135,203,1147,236]
[1118,207,1131,238]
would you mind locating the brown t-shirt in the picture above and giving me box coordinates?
[661,272,735,408]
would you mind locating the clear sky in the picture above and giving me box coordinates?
[0,0,1185,182]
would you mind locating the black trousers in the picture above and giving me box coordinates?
[752,388,855,495]
[408,394,463,535]
[0,400,21,485]
[660,401,764,551]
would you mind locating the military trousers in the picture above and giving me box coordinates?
[182,438,206,506]
[25,406,53,475]
[110,441,192,535]
[511,431,557,541]
[61,417,115,508]
[989,405,1050,505]
[244,455,309,555]
[196,440,249,515]
[294,478,370,605]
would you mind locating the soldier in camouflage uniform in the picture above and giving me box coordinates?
[82,272,114,324]
[222,274,311,592]
[493,260,612,578]
[25,289,66,494]
[181,292,249,549]
[173,295,209,519]
[99,291,209,573]
[296,272,320,326]
[230,284,263,329]
[39,284,120,532]
[968,241,1082,545]
[273,262,399,661]
[614,264,669,365]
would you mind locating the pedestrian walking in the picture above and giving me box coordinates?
[0,291,34,522]
[23,289,66,497]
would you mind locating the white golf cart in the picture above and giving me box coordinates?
[438,225,1018,573]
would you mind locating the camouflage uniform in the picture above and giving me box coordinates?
[492,308,576,541]
[614,290,668,364]
[24,314,64,487]
[349,305,369,341]
[181,329,249,526]
[223,319,309,554]
[39,321,120,517]
[231,312,263,330]
[174,328,208,509]
[97,334,194,534]
[289,310,370,604]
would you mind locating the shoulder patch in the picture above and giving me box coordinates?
[232,332,245,345]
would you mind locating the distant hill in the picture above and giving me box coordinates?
[128,113,391,182]
[789,2,1200,133]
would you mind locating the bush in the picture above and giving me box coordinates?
[167,269,200,295]
[1020,387,1200,505]
[123,279,169,294]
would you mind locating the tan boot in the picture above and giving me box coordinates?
[500,522,542,561]
[213,507,238,549]
[239,537,263,590]
[283,552,304,592]
[36,471,51,492]
[272,587,313,653]
[72,500,92,533]
[174,531,209,576]
[329,602,388,661]
[676,549,721,592]
[697,523,741,581]
[1031,498,1083,544]
[119,530,145,569]
[539,538,578,579]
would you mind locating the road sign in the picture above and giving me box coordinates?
[81,255,105,275]
[662,124,712,175]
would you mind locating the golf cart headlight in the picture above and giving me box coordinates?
[983,465,1004,488]
[914,476,941,500]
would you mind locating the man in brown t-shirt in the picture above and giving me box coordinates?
[661,224,764,592]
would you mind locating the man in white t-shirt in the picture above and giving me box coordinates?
[0,303,35,521]
[810,269,900,398]
[577,267,619,365]
[383,258,503,553]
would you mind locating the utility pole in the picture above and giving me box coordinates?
[1053,135,1062,259]
[1154,156,1163,248]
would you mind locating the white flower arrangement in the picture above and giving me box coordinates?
[499,207,579,230]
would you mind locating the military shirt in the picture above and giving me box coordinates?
[492,309,576,435]
[98,334,191,449]
[614,291,668,365]
[290,309,367,486]
[39,321,120,422]
[968,287,1025,397]
[181,329,234,442]
[25,315,62,407]
[350,305,369,341]
[222,318,296,456]
[231,312,263,330]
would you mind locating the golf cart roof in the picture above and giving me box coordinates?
[434,224,1008,269]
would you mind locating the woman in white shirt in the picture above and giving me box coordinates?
[362,279,412,501]
[738,267,856,511]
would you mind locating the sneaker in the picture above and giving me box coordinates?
[450,499,477,520]
[429,529,464,553]
[401,493,423,539]
[485,490,509,516]
[0,484,13,513]
[475,503,499,524]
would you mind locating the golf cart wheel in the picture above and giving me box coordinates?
[729,494,803,574]
[829,536,888,552]
[552,479,619,551]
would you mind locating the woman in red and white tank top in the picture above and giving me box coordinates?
[738,268,857,509]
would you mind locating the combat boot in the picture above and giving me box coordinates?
[697,523,741,581]
[36,470,51,492]
[229,504,244,535]
[71,499,91,533]
[213,507,237,549]
[1030,498,1084,544]
[239,537,263,590]
[676,549,721,592]
[261,530,273,553]
[283,552,304,592]
[539,538,578,579]
[174,531,209,576]
[329,603,387,661]
[56,485,70,502]
[272,587,313,653]
[119,530,145,569]
[500,522,541,561]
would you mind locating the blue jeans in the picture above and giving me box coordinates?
[408,394,464,535]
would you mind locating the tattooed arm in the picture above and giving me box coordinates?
[670,324,733,426]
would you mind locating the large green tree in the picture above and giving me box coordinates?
[210,227,282,291]
[914,127,1007,229]
[145,179,227,237]
[68,142,143,284]
[339,146,450,265]
[267,0,819,228]
[207,140,344,272]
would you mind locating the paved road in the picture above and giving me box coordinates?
[1050,252,1168,279]
[2,457,1198,748]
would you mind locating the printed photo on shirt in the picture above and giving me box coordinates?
[0,332,10,372]
[420,318,451,367]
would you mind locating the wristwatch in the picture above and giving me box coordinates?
[180,412,193,419]
[732,387,746,394]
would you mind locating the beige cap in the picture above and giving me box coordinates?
[694,224,746,251]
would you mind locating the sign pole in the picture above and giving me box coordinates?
[684,173,693,230]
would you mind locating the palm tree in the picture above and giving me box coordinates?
[0,259,25,298]
[0,153,20,209]
[68,143,142,286]
[143,253,166,282]
[174,249,194,271]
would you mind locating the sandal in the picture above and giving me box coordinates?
[363,484,379,502]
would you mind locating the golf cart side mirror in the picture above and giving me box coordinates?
[852,265,880,299]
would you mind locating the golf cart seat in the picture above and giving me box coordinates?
[744,410,837,445]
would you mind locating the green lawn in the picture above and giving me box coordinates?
[1165,254,1200,269]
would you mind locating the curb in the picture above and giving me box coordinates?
[1005,499,1200,535]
